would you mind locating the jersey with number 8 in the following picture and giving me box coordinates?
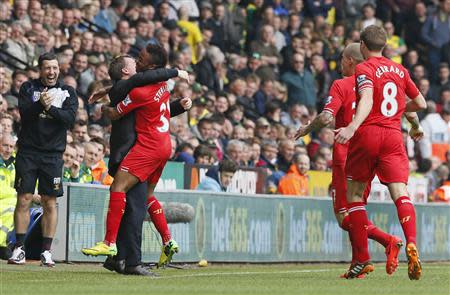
[116,81,171,156]
[355,56,419,130]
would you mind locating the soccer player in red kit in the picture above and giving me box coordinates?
[82,44,181,257]
[295,43,423,278]
[335,26,427,280]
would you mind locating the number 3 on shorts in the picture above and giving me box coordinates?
[157,101,170,133]
[381,82,398,117]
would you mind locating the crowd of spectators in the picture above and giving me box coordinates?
[0,0,449,200]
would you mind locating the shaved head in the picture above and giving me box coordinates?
[343,43,364,63]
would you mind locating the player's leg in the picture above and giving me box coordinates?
[342,129,377,279]
[104,182,148,274]
[105,169,140,245]
[82,170,139,257]
[388,182,421,280]
[9,153,39,265]
[146,165,179,267]
[331,166,361,277]
[378,129,421,280]
[147,195,172,246]
[362,180,402,275]
[345,179,374,278]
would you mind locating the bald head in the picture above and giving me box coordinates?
[343,43,364,63]
[341,43,365,76]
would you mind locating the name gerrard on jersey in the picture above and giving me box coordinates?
[375,65,405,78]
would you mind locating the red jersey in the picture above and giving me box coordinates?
[116,82,171,156]
[355,56,419,130]
[323,76,356,164]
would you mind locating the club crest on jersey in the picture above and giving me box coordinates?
[123,95,132,106]
[32,91,41,102]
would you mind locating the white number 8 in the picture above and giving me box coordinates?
[157,101,170,133]
[381,82,398,117]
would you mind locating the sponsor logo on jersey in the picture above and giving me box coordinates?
[357,75,366,83]
[325,96,332,105]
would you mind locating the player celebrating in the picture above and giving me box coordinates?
[82,44,182,258]
[296,43,424,278]
[335,26,426,279]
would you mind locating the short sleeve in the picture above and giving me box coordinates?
[355,63,374,94]
[323,81,343,116]
[404,71,420,99]
[116,88,147,115]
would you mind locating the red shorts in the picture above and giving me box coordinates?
[346,125,409,184]
[332,164,371,215]
[119,144,170,183]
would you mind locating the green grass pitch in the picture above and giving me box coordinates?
[2,261,449,295]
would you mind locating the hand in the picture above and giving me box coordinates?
[177,70,190,82]
[70,160,80,178]
[88,87,111,104]
[409,125,424,142]
[294,125,310,140]
[180,97,192,110]
[39,88,53,110]
[334,125,356,144]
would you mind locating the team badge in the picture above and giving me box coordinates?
[32,91,41,102]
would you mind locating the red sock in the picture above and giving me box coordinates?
[341,215,350,231]
[147,195,172,244]
[340,215,355,263]
[395,196,416,244]
[348,232,356,264]
[367,221,391,247]
[104,191,126,245]
[348,202,370,263]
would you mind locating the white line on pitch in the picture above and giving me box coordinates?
[154,269,332,279]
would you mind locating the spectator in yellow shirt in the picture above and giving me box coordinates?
[0,134,16,259]
[384,21,407,64]
[177,5,203,64]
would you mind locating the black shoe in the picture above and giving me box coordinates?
[0,246,12,260]
[124,265,159,277]
[103,256,125,274]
